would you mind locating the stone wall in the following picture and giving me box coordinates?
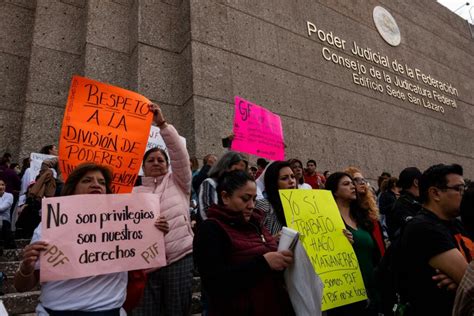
[188,0,474,179]
[1,0,473,179]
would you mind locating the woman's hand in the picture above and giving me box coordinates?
[149,103,167,127]
[343,229,354,244]
[263,250,293,271]
[432,269,458,291]
[155,216,170,234]
[21,241,48,275]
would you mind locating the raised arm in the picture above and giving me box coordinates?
[149,103,191,194]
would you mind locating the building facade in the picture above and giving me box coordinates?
[1,0,473,179]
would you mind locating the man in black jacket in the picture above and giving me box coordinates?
[386,167,422,240]
[192,154,217,195]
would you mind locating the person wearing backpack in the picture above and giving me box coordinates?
[397,164,472,316]
[385,167,422,241]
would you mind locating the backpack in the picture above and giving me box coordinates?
[15,196,41,239]
[375,218,412,316]
[123,270,148,312]
[376,211,472,316]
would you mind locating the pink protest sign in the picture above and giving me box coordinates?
[231,96,285,161]
[40,193,166,282]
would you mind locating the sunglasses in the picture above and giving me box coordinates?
[353,177,367,185]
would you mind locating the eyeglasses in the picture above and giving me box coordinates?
[438,184,467,195]
[353,177,367,185]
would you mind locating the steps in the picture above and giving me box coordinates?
[0,241,203,315]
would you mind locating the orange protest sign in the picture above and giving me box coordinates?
[59,76,153,193]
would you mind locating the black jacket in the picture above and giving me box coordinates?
[385,191,421,240]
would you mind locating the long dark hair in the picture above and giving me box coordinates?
[39,145,55,155]
[19,157,30,178]
[61,163,113,196]
[264,161,291,227]
[288,158,305,185]
[216,170,254,205]
[325,172,373,231]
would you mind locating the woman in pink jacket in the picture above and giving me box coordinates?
[132,104,194,316]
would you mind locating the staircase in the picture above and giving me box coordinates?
[0,239,203,315]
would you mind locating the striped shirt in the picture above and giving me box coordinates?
[255,198,283,235]
[198,178,218,220]
[453,260,474,316]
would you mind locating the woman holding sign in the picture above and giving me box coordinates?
[325,172,384,316]
[131,104,194,316]
[193,170,295,316]
[255,161,297,237]
[14,163,127,315]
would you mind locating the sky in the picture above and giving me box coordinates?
[437,0,474,22]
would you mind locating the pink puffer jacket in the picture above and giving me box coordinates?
[133,124,193,265]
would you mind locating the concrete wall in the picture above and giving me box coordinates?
[189,0,474,180]
[1,0,473,180]
[1,0,36,158]
[1,0,193,159]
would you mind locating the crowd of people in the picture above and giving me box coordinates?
[0,103,473,316]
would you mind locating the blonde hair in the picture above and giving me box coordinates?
[344,166,379,220]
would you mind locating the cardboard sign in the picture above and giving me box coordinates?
[40,193,166,282]
[30,153,57,179]
[231,96,285,161]
[59,76,153,193]
[280,189,367,310]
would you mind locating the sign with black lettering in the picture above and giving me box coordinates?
[280,189,367,310]
[59,76,153,193]
[40,193,165,282]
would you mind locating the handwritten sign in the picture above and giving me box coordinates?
[30,153,57,179]
[40,193,166,282]
[280,189,367,310]
[231,96,285,161]
[59,76,153,193]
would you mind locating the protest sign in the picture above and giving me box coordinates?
[40,193,166,282]
[59,76,153,193]
[30,153,57,179]
[231,96,285,161]
[280,189,367,310]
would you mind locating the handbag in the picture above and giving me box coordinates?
[123,270,148,312]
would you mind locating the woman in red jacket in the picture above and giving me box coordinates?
[193,170,295,316]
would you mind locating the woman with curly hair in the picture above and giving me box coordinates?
[344,167,379,219]
[344,167,386,250]
[325,172,385,316]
